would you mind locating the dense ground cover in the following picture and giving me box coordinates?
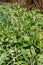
[0,3,43,65]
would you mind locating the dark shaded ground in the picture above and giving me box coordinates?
[0,1,8,5]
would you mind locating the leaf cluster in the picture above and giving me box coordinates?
[0,3,43,65]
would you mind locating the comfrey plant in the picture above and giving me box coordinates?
[0,3,43,65]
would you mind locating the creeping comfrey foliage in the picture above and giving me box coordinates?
[0,3,43,65]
